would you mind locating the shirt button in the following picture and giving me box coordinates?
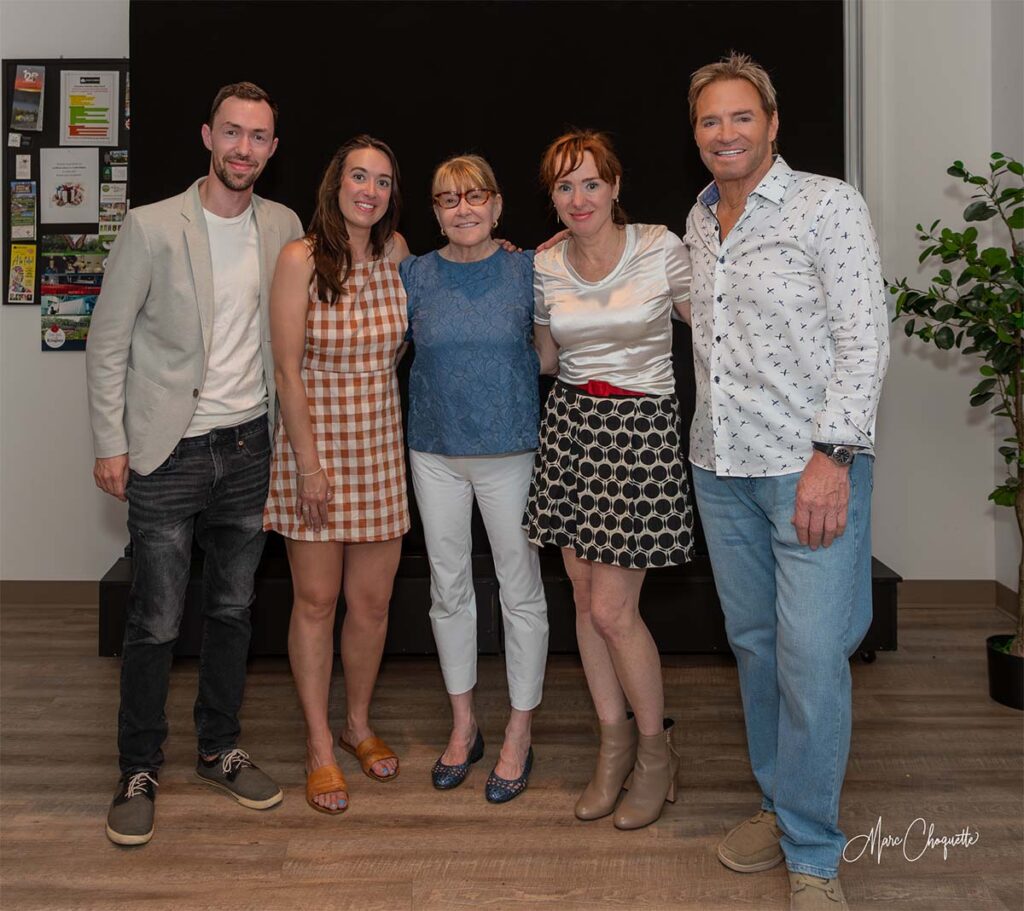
[715,336,721,343]
[717,295,723,302]
[714,375,720,383]
[719,256,725,264]
[192,388,199,398]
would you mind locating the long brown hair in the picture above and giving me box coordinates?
[307,135,402,303]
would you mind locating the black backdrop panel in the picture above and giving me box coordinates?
[129,0,845,240]
[129,0,845,557]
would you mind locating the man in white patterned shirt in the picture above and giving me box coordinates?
[683,54,889,911]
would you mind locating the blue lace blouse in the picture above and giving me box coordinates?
[401,248,540,456]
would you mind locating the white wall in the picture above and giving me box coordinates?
[991,0,1024,591]
[863,0,1021,585]
[0,0,1020,586]
[0,0,130,580]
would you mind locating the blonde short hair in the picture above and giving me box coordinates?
[431,154,500,198]
[688,51,779,131]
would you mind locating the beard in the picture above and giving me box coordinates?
[212,154,261,192]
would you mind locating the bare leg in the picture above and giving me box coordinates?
[588,562,663,736]
[337,537,402,777]
[286,539,346,810]
[494,707,533,779]
[441,689,478,765]
[562,547,629,725]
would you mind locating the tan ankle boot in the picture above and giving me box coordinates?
[574,715,637,820]
[612,718,678,830]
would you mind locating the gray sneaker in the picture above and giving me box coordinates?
[106,771,158,845]
[195,748,282,809]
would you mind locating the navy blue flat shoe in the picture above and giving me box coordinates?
[485,747,534,804]
[431,729,484,790]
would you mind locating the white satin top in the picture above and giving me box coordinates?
[533,223,691,396]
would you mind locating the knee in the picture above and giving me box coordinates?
[125,615,180,648]
[589,597,636,644]
[345,588,392,625]
[293,589,340,624]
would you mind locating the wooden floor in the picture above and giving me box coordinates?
[1,599,1022,911]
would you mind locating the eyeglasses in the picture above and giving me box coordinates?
[432,188,495,209]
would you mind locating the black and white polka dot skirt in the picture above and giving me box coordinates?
[523,381,694,569]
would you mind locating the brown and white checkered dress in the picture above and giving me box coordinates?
[263,259,410,542]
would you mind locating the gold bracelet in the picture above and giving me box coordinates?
[298,466,324,478]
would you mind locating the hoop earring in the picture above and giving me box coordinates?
[492,220,498,229]
[440,227,446,237]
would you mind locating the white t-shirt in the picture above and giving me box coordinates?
[185,205,267,436]
[533,223,691,396]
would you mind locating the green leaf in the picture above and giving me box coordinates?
[968,176,988,186]
[1008,161,1024,176]
[992,152,1006,159]
[970,391,995,406]
[999,446,1017,462]
[981,247,1012,269]
[980,364,997,376]
[934,326,955,349]
[963,227,978,244]
[929,219,941,232]
[1008,207,1024,230]
[970,378,997,396]
[964,201,998,221]
[989,487,1017,507]
[903,319,916,337]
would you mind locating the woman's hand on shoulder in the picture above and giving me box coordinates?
[535,229,569,253]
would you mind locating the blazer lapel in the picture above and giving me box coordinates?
[181,180,214,355]
[252,195,279,338]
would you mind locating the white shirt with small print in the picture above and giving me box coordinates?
[684,156,889,478]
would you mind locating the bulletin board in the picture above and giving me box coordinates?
[2,58,130,352]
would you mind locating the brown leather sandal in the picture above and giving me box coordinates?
[339,734,400,782]
[305,763,349,814]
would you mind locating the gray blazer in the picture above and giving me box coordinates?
[86,178,304,475]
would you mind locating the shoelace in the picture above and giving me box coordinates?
[219,748,254,775]
[793,875,837,899]
[125,771,158,797]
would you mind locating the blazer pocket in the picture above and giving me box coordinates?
[124,365,170,441]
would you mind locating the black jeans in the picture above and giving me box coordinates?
[118,415,270,775]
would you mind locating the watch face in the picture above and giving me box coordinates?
[832,447,854,466]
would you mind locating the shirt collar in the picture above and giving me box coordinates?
[697,155,794,210]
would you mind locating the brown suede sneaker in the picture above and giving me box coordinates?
[789,872,849,909]
[717,809,784,872]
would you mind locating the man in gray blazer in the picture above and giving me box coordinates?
[87,82,304,846]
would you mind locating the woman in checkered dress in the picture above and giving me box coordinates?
[264,136,410,814]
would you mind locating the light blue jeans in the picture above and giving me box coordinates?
[691,457,874,879]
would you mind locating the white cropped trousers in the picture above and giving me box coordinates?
[409,449,548,711]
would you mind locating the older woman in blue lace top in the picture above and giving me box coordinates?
[400,154,548,803]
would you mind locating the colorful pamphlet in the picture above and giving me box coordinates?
[7,244,36,304]
[10,181,37,240]
[10,65,45,132]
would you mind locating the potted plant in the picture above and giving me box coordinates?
[891,153,1023,710]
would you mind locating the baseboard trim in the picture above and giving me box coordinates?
[900,579,1019,613]
[996,582,1019,619]
[1,581,98,605]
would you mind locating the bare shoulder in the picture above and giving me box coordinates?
[387,232,411,263]
[276,237,316,279]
